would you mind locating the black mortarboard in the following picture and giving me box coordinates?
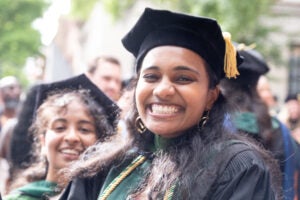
[35,74,120,127]
[122,7,243,81]
[235,49,269,86]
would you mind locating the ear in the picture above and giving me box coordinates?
[206,86,220,110]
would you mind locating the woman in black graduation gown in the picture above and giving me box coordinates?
[59,8,282,200]
[220,47,298,199]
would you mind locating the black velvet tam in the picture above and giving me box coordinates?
[122,7,243,81]
[235,49,269,86]
[35,74,120,127]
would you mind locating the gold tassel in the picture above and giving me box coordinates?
[222,32,239,79]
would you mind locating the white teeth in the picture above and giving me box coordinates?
[151,104,179,114]
[61,149,80,155]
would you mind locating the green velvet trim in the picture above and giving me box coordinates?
[233,112,259,134]
[233,112,280,134]
[4,180,58,200]
[154,135,181,151]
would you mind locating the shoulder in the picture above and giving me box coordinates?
[208,140,279,199]
[222,145,270,177]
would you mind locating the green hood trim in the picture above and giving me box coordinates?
[15,180,58,198]
[233,112,280,134]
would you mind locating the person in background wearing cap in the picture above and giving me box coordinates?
[58,8,281,200]
[3,89,116,200]
[86,55,123,102]
[220,47,298,200]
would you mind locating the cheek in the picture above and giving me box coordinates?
[81,134,98,147]
[186,94,207,119]
[43,132,61,152]
[135,82,148,114]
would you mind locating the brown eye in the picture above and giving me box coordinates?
[143,74,159,82]
[176,75,193,84]
[53,125,66,133]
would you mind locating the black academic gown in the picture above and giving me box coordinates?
[59,140,277,200]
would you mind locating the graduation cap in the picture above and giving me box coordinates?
[122,7,243,81]
[235,48,270,86]
[35,74,120,127]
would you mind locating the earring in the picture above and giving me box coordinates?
[135,116,146,134]
[198,110,210,129]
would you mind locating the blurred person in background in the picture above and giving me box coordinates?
[278,94,300,141]
[86,55,122,102]
[0,76,22,131]
[278,94,300,199]
[257,75,280,116]
[0,76,22,195]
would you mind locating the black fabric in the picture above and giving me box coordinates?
[59,171,107,200]
[35,74,120,127]
[59,140,276,200]
[231,49,269,86]
[10,84,40,167]
[121,7,243,80]
[202,143,275,200]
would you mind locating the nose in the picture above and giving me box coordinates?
[153,78,175,99]
[64,128,80,144]
[108,79,120,91]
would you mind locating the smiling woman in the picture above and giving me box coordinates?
[3,89,116,200]
[59,8,282,200]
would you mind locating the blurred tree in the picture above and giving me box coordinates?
[0,0,48,85]
[71,0,279,62]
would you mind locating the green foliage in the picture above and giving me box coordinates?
[70,0,280,63]
[153,0,275,48]
[0,0,48,85]
[70,0,98,20]
[70,0,135,21]
[101,0,136,21]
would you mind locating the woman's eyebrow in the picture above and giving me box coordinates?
[174,66,200,75]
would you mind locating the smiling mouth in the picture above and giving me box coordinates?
[150,104,180,115]
[60,149,81,156]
